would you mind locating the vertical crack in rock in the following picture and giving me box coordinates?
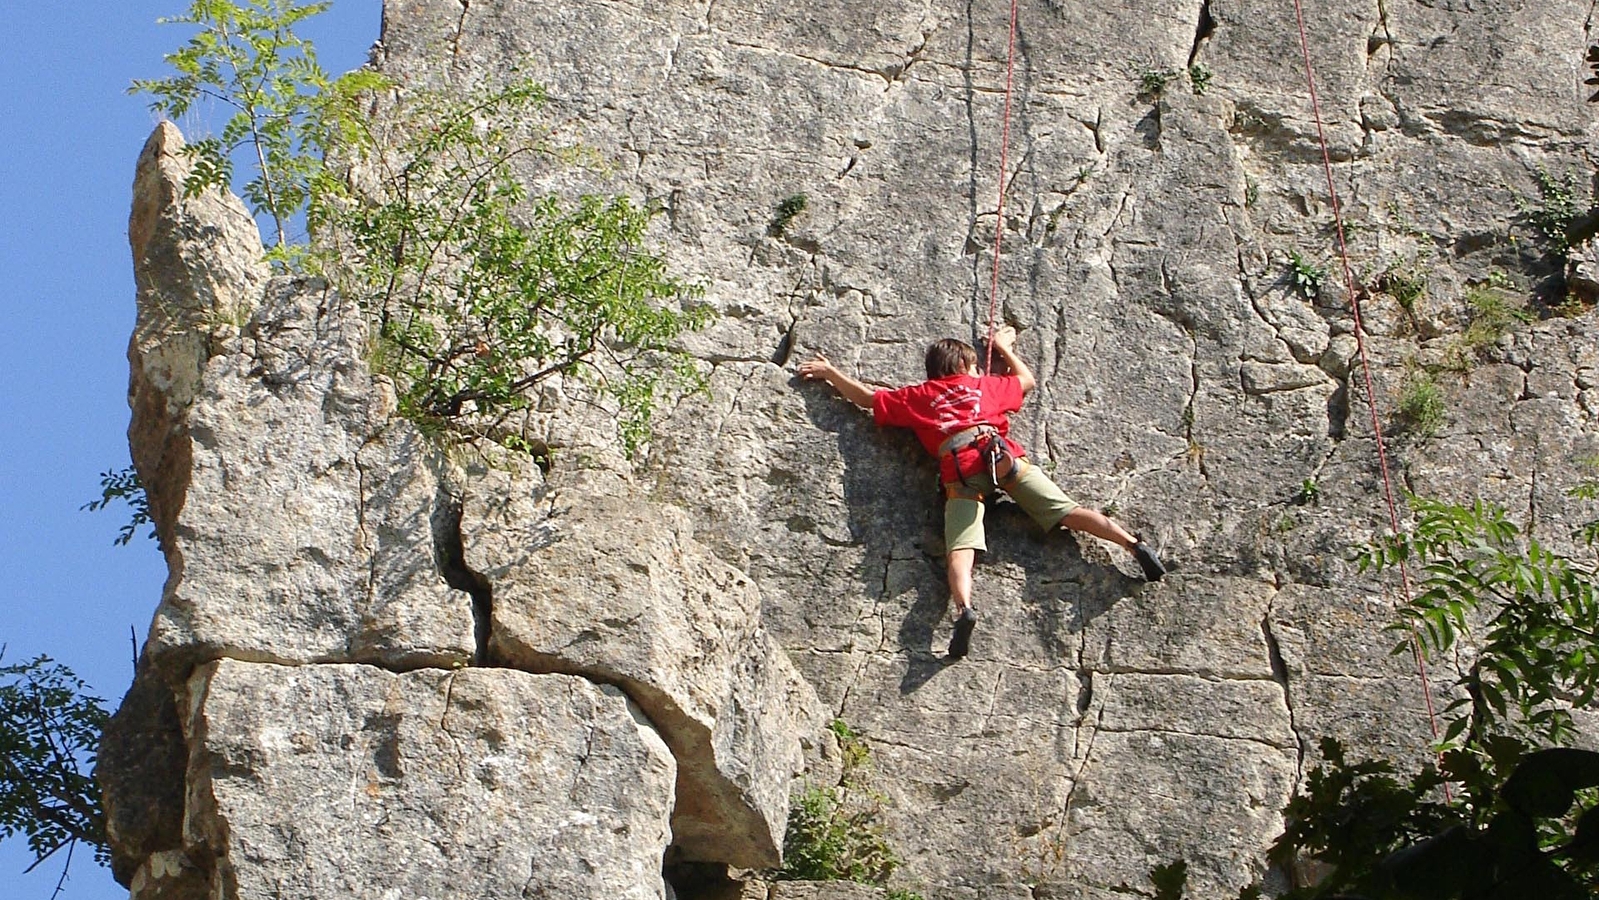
[1527,453,1540,530]
[354,436,379,617]
[431,495,493,664]
[1370,0,1396,59]
[1186,0,1215,68]
[450,0,471,65]
[1260,605,1305,782]
[1058,682,1107,869]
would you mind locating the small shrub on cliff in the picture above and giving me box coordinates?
[133,0,711,457]
[1517,168,1584,259]
[1395,368,1445,439]
[777,721,921,898]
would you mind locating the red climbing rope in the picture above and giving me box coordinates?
[982,0,1022,374]
[1289,0,1449,787]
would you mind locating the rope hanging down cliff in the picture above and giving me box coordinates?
[1288,0,1447,784]
[982,0,1022,375]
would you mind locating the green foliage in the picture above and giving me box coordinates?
[129,0,387,252]
[0,655,110,873]
[1187,64,1213,96]
[1295,478,1321,507]
[1374,263,1428,313]
[1396,369,1446,439]
[1518,168,1584,258]
[1135,64,1181,99]
[1272,490,1599,898]
[777,720,911,893]
[1573,468,1599,546]
[135,1,711,458]
[1460,282,1534,355]
[1273,738,1599,899]
[769,193,809,237]
[1287,251,1326,299]
[1360,496,1599,746]
[320,80,710,454]
[82,466,154,546]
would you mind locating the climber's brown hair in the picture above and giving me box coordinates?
[925,339,979,379]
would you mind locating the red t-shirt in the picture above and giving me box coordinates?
[872,374,1028,483]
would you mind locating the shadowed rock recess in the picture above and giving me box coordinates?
[100,0,1599,898]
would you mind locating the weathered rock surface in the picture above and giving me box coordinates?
[370,0,1599,896]
[128,123,477,677]
[114,114,822,895]
[164,660,676,900]
[470,474,818,868]
[97,661,187,886]
[105,0,1599,898]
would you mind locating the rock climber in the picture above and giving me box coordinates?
[797,326,1165,660]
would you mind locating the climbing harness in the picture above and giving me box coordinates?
[981,0,1023,375]
[938,424,1020,499]
[1290,0,1447,793]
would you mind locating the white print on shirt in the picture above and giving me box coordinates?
[929,383,982,432]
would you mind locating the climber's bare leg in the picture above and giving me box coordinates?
[947,548,976,615]
[1060,507,1136,550]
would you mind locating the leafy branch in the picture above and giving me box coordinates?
[132,1,711,457]
[0,654,110,880]
[81,466,154,547]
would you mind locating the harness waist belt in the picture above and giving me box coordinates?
[936,425,998,458]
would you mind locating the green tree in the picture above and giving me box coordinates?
[132,0,710,456]
[0,655,110,884]
[1269,479,1599,898]
[129,0,385,254]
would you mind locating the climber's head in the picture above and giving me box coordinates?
[925,338,979,379]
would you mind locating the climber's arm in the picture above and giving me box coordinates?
[990,326,1036,394]
[798,354,880,410]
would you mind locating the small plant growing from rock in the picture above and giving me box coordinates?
[1287,251,1327,299]
[769,193,809,237]
[776,720,922,898]
[1294,478,1320,506]
[1396,368,1445,439]
[1134,63,1181,100]
[1518,167,1584,258]
[1187,63,1213,96]
[1459,279,1534,355]
[1373,263,1427,314]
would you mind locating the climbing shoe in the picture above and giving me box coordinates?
[1132,541,1166,582]
[948,607,978,660]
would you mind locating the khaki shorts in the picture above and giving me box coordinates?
[944,459,1080,553]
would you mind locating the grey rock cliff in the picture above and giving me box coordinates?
[372,0,1598,895]
[104,116,820,898]
[103,1,1599,898]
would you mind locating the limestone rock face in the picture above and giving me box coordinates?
[171,660,676,900]
[366,0,1599,896]
[472,477,818,868]
[105,0,1599,897]
[112,116,820,897]
[127,122,476,677]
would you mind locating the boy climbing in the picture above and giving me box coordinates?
[797,326,1165,660]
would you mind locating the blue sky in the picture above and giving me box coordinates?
[1,3,380,896]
